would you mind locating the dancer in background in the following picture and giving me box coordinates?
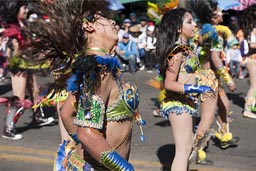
[0,0,53,140]
[190,0,238,164]
[240,4,256,119]
[156,8,213,171]
[0,28,8,81]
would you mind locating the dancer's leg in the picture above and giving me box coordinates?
[2,74,27,140]
[191,69,218,164]
[195,69,218,137]
[2,96,23,140]
[197,92,218,137]
[217,88,230,124]
[215,88,239,148]
[169,113,193,171]
[11,73,27,100]
[243,62,256,118]
[27,74,54,125]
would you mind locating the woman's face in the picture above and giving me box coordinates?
[180,12,196,42]
[211,7,223,25]
[93,14,118,45]
[17,5,28,20]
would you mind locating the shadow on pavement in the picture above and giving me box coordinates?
[16,119,58,134]
[0,83,12,95]
[227,92,245,109]
[157,144,175,171]
[16,106,58,134]
[155,120,170,127]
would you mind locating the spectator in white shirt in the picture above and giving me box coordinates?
[118,19,132,42]
[226,39,243,79]
[143,25,157,73]
[129,25,144,70]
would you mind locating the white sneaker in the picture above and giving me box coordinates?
[139,65,145,70]
[243,111,256,119]
[239,75,244,79]
[34,116,54,126]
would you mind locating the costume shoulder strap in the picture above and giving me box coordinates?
[168,44,191,59]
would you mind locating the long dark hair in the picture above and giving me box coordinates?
[239,4,256,39]
[21,0,112,74]
[156,8,188,79]
[0,0,28,26]
[190,0,218,24]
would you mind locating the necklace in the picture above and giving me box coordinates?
[86,47,109,55]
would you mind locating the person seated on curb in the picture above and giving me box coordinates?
[116,33,138,73]
[129,24,145,70]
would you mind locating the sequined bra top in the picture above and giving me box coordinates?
[66,55,140,130]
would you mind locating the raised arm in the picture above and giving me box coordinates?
[165,52,213,94]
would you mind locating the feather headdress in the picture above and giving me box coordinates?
[147,0,179,24]
[21,0,113,75]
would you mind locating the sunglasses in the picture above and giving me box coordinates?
[212,11,228,18]
[83,11,108,23]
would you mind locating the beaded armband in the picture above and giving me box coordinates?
[100,149,134,171]
[216,66,234,85]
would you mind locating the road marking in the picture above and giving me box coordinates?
[0,145,55,156]
[0,145,161,167]
[0,145,253,171]
[0,153,53,164]
[0,152,249,171]
[130,159,161,167]
[0,153,152,171]
[0,145,160,169]
[1,152,246,171]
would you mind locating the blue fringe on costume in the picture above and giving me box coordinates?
[66,74,78,92]
[66,55,121,93]
[161,104,198,119]
[55,140,68,171]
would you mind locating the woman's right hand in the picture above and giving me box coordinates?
[184,84,213,94]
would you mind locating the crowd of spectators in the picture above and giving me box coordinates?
[114,11,251,79]
[115,12,158,73]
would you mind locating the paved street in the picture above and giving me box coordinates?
[0,70,256,171]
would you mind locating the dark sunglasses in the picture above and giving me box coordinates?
[83,11,107,23]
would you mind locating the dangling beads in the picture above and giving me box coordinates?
[134,112,146,142]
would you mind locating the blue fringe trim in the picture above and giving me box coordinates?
[66,56,121,93]
[95,56,121,70]
[161,106,198,119]
[66,74,78,92]
[55,140,68,171]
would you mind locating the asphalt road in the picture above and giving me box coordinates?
[0,70,255,171]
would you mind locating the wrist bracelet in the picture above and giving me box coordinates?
[216,67,234,85]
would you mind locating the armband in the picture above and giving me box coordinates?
[100,150,134,171]
[184,84,213,94]
[216,67,234,85]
